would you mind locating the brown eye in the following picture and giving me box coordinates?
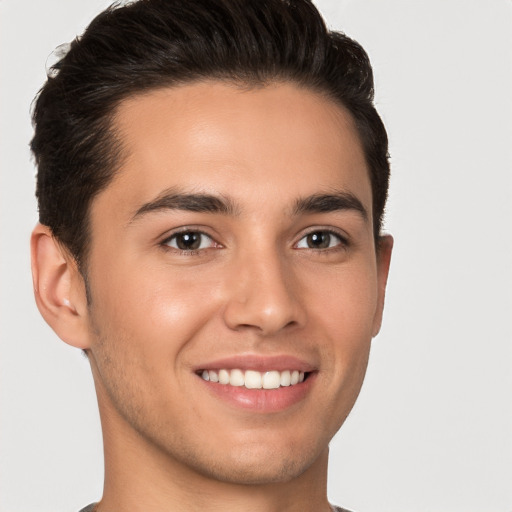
[165,231,213,251]
[307,232,330,248]
[296,230,344,250]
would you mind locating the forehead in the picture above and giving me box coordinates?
[100,81,372,218]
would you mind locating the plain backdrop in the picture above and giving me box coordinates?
[1,1,511,511]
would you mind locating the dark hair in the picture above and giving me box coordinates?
[31,0,390,270]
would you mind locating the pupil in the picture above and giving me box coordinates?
[308,232,329,249]
[177,232,200,250]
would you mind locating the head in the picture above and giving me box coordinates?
[30,0,392,494]
[31,0,389,273]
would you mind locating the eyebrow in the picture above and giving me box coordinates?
[130,188,368,222]
[293,192,368,220]
[131,188,238,221]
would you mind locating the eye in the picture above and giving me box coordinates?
[163,231,215,251]
[296,230,345,250]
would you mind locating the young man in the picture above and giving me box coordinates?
[30,1,392,511]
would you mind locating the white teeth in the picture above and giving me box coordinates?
[229,369,245,386]
[244,370,262,389]
[200,368,308,389]
[218,369,230,384]
[280,370,291,387]
[262,371,280,389]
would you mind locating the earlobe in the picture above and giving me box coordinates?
[31,224,91,349]
[372,234,393,337]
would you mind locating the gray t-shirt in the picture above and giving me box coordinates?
[80,504,353,511]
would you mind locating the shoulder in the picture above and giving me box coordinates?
[78,505,97,512]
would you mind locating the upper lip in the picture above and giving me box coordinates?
[193,354,317,373]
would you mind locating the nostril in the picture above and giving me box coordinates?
[222,268,305,335]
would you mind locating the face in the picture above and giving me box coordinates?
[83,81,391,485]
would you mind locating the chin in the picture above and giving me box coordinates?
[171,437,326,486]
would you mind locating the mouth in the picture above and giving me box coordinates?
[194,355,316,412]
[197,368,308,390]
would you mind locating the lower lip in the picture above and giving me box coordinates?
[198,373,316,413]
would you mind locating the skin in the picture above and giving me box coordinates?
[32,81,392,512]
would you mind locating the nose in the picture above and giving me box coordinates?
[222,249,306,336]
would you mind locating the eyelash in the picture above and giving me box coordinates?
[160,228,349,255]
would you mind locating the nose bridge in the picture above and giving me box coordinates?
[223,242,304,334]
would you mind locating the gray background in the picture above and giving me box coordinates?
[1,1,511,510]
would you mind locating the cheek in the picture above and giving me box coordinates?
[88,257,222,364]
[306,260,378,404]
[86,262,221,423]
[311,261,379,342]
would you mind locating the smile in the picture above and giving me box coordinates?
[200,369,306,389]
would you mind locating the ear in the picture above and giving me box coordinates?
[372,234,393,337]
[31,224,91,349]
